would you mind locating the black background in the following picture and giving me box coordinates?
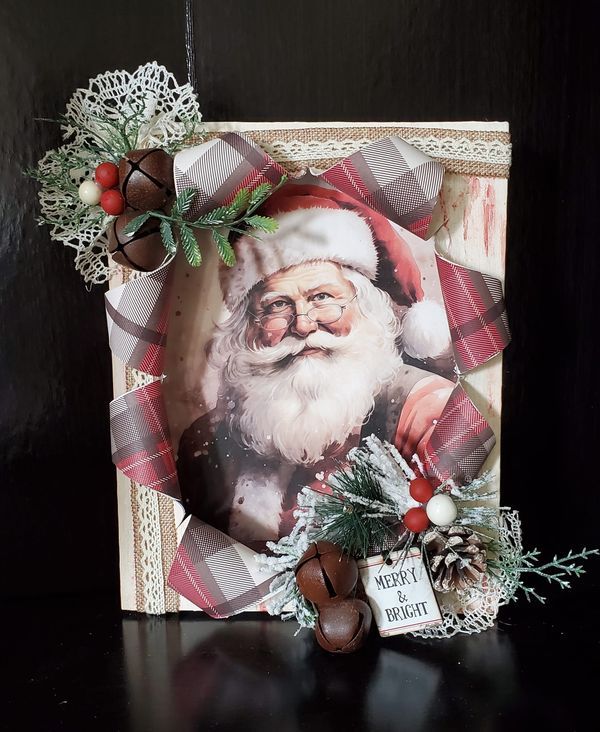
[2,1,599,730]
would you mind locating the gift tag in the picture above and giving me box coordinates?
[358,548,442,636]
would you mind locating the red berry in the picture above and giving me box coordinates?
[403,507,430,533]
[100,189,125,216]
[409,477,434,504]
[95,162,119,189]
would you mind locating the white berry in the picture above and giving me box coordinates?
[426,493,458,526]
[78,180,102,206]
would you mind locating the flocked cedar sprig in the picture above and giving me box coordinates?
[34,103,203,164]
[488,544,599,604]
[259,443,599,632]
[123,176,287,267]
[256,526,318,630]
[25,106,204,243]
[24,62,204,284]
[290,436,499,561]
[58,104,152,161]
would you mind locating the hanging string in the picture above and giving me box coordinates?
[184,0,198,93]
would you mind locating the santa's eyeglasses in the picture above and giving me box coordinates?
[250,295,358,333]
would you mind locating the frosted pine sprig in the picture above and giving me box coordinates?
[450,471,497,501]
[256,522,317,629]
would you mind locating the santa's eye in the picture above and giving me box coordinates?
[265,299,292,313]
[311,292,333,303]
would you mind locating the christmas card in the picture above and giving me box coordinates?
[108,117,509,616]
[30,64,595,652]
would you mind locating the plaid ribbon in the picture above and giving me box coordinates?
[173,132,507,370]
[106,133,508,380]
[167,516,277,617]
[174,132,443,238]
[173,132,287,218]
[110,379,180,499]
[422,383,496,485]
[436,254,511,373]
[321,136,444,239]
[105,262,174,377]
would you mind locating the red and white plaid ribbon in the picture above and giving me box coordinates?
[173,133,509,372]
[173,132,287,219]
[422,383,496,485]
[105,131,510,616]
[167,516,277,618]
[110,379,180,499]
[105,262,173,377]
[321,136,444,239]
[436,254,511,373]
[173,132,443,239]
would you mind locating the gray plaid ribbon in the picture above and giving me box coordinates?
[321,135,444,239]
[174,132,442,237]
[167,516,276,617]
[105,262,173,377]
[422,383,496,485]
[110,379,180,499]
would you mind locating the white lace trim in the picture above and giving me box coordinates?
[128,368,168,614]
[261,136,511,167]
[135,485,167,614]
[64,62,200,152]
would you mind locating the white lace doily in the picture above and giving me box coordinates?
[409,510,522,638]
[35,62,202,285]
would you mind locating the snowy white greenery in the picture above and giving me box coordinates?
[259,435,597,637]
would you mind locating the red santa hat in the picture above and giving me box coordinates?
[221,183,451,360]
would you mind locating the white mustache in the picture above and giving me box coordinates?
[243,331,347,368]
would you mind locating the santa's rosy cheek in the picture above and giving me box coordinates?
[327,317,353,337]
[252,328,285,347]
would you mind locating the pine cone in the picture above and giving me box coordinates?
[423,526,488,592]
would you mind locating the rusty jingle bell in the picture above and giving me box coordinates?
[295,541,372,653]
[119,148,175,211]
[295,541,359,605]
[108,210,166,272]
[314,598,373,654]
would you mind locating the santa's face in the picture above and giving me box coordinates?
[247,261,357,350]
[212,263,403,467]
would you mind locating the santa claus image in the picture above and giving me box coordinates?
[176,183,455,546]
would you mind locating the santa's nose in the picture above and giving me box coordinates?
[291,312,318,337]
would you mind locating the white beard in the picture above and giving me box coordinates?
[221,315,402,465]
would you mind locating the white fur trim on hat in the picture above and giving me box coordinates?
[221,207,377,308]
[402,299,452,360]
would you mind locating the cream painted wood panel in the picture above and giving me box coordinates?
[111,121,509,613]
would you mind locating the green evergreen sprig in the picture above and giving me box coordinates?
[25,147,91,196]
[311,459,400,559]
[123,176,287,267]
[489,546,599,604]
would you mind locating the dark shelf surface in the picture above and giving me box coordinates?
[6,588,599,732]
